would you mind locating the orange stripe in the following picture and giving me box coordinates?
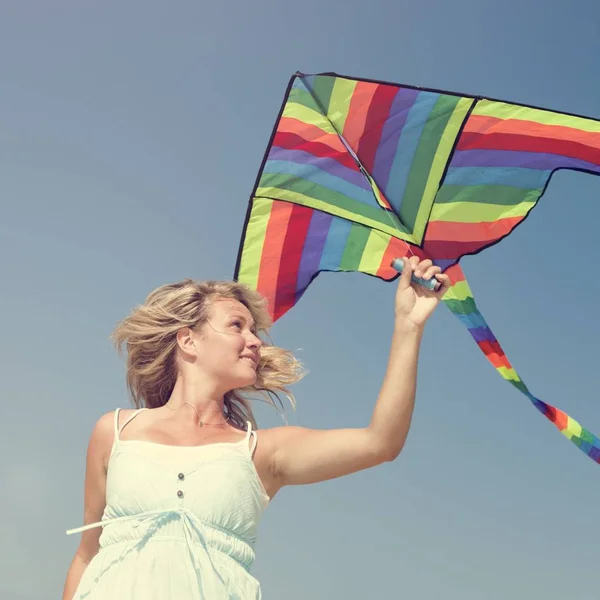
[278,117,345,153]
[343,81,378,151]
[464,115,600,148]
[376,237,400,279]
[553,407,569,432]
[257,201,293,315]
[376,237,420,279]
[480,343,511,369]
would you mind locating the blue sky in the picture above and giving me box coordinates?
[1,1,599,598]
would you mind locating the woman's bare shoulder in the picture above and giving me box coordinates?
[87,409,133,457]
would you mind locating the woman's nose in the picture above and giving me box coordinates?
[247,333,263,349]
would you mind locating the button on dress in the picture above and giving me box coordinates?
[67,408,270,599]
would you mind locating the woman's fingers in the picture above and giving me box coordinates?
[412,258,431,277]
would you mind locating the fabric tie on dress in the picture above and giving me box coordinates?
[67,507,233,597]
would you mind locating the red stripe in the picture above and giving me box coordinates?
[358,84,398,173]
[464,114,600,147]
[445,264,466,286]
[423,217,523,259]
[457,131,600,166]
[544,404,557,425]
[478,340,511,369]
[273,204,314,321]
[257,201,293,319]
[424,238,499,259]
[278,117,342,145]
[273,131,358,170]
[376,237,402,279]
[425,217,524,242]
[343,81,378,151]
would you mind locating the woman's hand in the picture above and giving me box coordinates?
[394,256,451,329]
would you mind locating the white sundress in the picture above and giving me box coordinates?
[67,408,270,599]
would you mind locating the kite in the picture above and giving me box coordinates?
[234,71,600,463]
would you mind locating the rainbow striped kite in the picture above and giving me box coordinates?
[234,71,600,463]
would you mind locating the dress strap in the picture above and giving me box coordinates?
[245,421,258,456]
[114,408,146,441]
[113,408,121,439]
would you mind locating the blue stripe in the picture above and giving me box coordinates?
[385,92,440,214]
[319,218,353,271]
[297,211,333,298]
[268,148,371,190]
[454,311,488,330]
[445,166,550,189]
[373,88,419,193]
[263,160,378,207]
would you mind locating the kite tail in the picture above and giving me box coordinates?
[442,264,600,464]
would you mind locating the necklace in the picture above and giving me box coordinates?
[164,401,230,427]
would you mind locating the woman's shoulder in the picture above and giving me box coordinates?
[89,408,137,446]
[92,407,133,430]
[86,408,140,466]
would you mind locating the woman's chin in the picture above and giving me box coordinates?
[228,372,258,390]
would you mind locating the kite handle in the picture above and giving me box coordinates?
[391,258,441,292]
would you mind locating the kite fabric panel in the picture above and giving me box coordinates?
[234,72,600,463]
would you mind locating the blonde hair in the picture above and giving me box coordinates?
[111,279,304,429]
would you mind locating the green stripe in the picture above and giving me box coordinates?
[309,76,336,115]
[340,224,371,270]
[283,102,332,134]
[359,229,391,274]
[258,173,411,234]
[327,78,356,133]
[401,95,461,231]
[255,185,416,242]
[260,173,379,221]
[579,429,597,444]
[237,198,273,290]
[288,86,322,114]
[507,378,528,393]
[444,280,473,302]
[430,199,535,223]
[412,97,474,242]
[435,184,543,206]
[443,297,478,315]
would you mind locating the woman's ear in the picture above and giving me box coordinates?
[176,327,197,358]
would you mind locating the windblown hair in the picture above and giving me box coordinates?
[111,279,304,429]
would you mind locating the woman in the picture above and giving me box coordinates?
[62,256,449,599]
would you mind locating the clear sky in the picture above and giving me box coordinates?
[1,1,599,598]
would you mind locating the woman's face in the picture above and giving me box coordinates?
[192,297,263,391]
